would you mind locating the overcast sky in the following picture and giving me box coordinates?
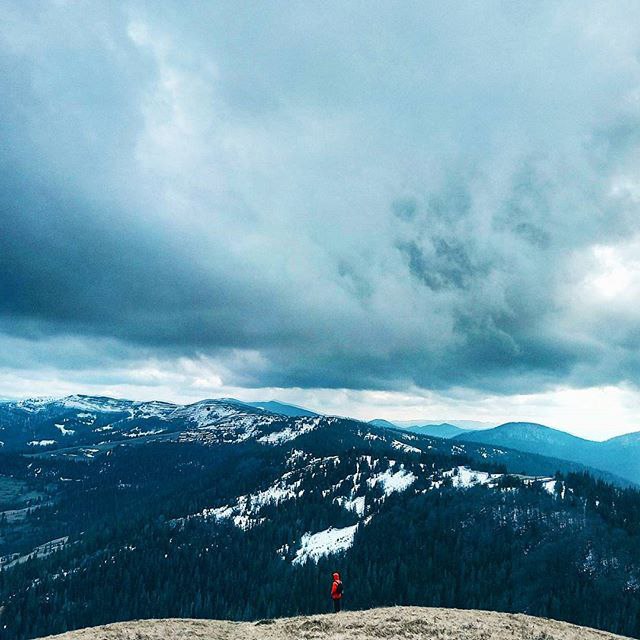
[2,1,640,439]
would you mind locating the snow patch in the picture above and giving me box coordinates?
[444,466,498,488]
[258,417,321,444]
[61,395,127,413]
[292,524,358,565]
[335,495,366,516]
[123,428,165,438]
[55,423,75,436]
[185,476,304,529]
[391,440,421,454]
[367,466,416,496]
[543,479,565,498]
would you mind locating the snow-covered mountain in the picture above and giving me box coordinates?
[0,395,285,452]
[0,396,623,482]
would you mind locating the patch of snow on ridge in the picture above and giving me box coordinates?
[188,404,237,427]
[543,478,566,498]
[184,476,304,529]
[543,479,558,494]
[123,428,165,438]
[247,480,303,509]
[197,505,264,531]
[367,465,417,496]
[133,401,177,420]
[179,413,276,445]
[61,395,128,412]
[258,417,322,444]
[179,399,265,429]
[55,423,75,436]
[28,440,56,446]
[292,524,358,565]
[335,495,366,516]
[391,440,421,454]
[15,396,56,412]
[444,466,498,488]
[208,505,235,520]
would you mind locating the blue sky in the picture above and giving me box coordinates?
[2,1,640,438]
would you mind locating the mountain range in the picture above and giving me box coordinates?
[395,419,496,430]
[454,422,640,486]
[405,423,469,439]
[3,395,639,484]
[369,418,493,434]
[2,395,640,640]
[369,416,640,487]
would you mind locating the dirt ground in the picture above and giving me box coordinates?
[39,606,635,640]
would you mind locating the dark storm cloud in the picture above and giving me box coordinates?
[2,0,640,395]
[397,238,479,291]
[0,167,283,349]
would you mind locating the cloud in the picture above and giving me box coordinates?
[2,0,640,407]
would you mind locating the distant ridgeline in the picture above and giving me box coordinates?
[1,396,640,639]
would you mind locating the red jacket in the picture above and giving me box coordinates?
[331,572,342,600]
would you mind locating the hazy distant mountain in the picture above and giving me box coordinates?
[405,423,469,439]
[368,418,399,429]
[245,400,318,417]
[455,422,640,485]
[370,419,473,438]
[395,419,496,430]
[456,422,591,459]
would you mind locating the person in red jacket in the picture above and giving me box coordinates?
[331,571,343,612]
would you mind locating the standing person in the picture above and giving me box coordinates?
[331,571,343,613]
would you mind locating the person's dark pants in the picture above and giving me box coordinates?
[333,598,341,613]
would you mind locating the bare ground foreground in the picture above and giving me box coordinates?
[38,607,636,640]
